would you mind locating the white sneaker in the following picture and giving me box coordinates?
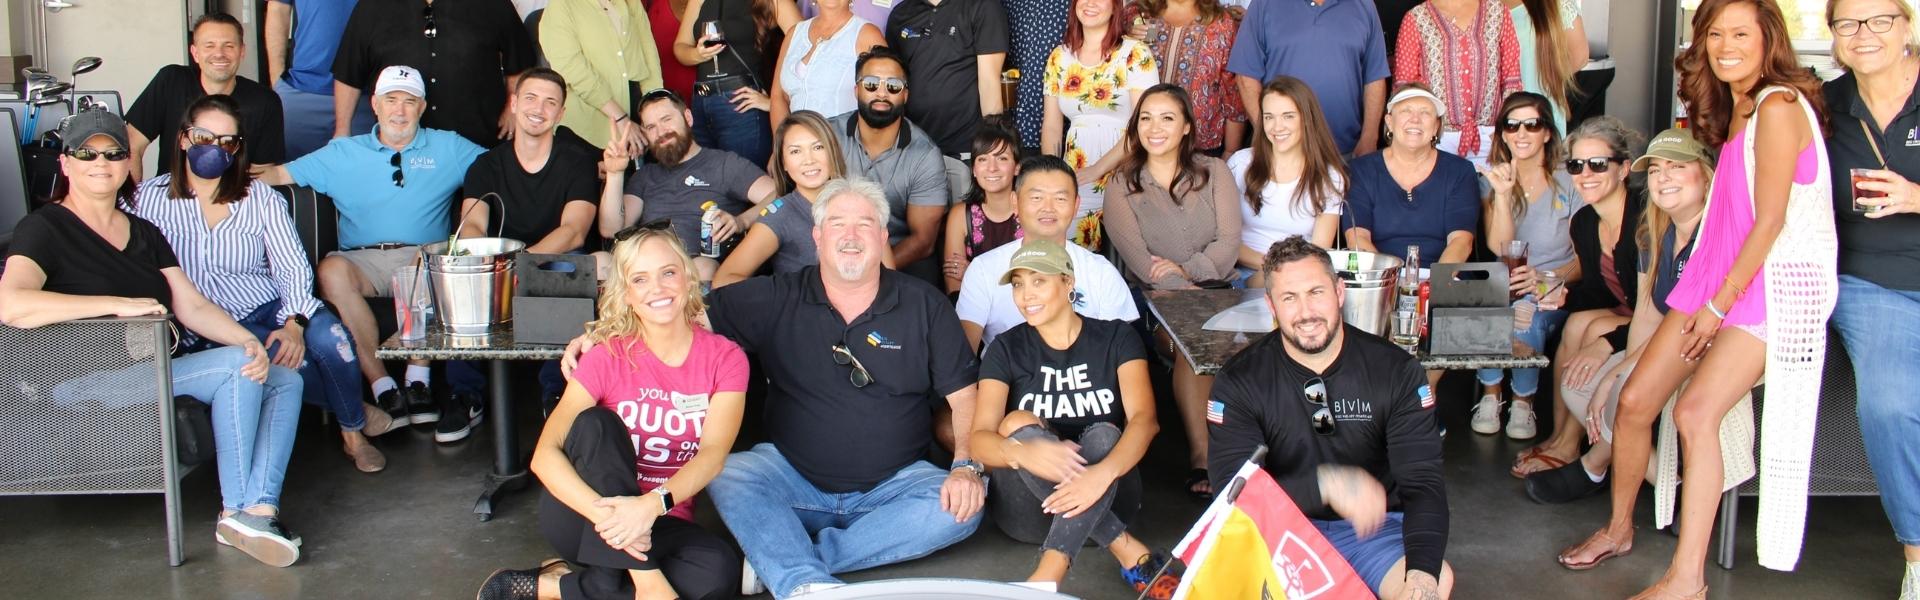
[1470,395,1503,435]
[1506,401,1538,439]
[1902,561,1919,600]
[741,560,766,595]
[791,582,845,596]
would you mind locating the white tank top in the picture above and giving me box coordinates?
[778,16,869,118]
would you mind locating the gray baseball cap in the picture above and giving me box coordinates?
[58,109,130,152]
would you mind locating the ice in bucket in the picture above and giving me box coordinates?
[392,265,431,341]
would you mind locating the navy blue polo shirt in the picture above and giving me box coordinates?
[709,266,978,493]
[1225,0,1391,155]
[1344,151,1481,261]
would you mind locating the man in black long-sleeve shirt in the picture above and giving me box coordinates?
[1208,236,1454,600]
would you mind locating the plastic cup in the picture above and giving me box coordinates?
[392,266,430,341]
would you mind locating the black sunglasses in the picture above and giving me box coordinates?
[858,76,907,95]
[182,126,244,153]
[1500,118,1546,133]
[831,343,873,388]
[612,218,674,242]
[1303,377,1334,436]
[390,152,405,187]
[1564,156,1622,175]
[67,146,131,162]
[423,4,438,39]
[638,87,681,108]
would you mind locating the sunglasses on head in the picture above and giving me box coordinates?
[1564,156,1622,175]
[1302,377,1335,435]
[423,4,438,38]
[1499,118,1546,133]
[831,343,874,388]
[858,76,907,95]
[182,126,243,153]
[638,87,680,108]
[67,146,130,162]
[390,152,405,187]
[613,218,674,242]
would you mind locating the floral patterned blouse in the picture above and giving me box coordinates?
[1045,38,1160,209]
[1122,6,1246,151]
[1392,0,1522,157]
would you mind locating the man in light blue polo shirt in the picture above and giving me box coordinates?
[260,65,485,438]
[1226,0,1391,156]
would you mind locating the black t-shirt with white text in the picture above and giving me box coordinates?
[980,318,1145,441]
[462,127,600,248]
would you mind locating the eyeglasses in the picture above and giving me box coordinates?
[858,76,907,95]
[612,218,674,242]
[1500,118,1546,133]
[1303,377,1334,436]
[182,126,244,153]
[390,152,405,187]
[1564,156,1622,175]
[831,343,873,388]
[423,4,438,39]
[1832,14,1901,37]
[66,146,130,162]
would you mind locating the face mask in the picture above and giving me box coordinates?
[186,143,233,179]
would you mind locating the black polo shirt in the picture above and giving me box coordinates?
[709,266,978,493]
[886,0,1009,156]
[1824,72,1920,291]
[332,0,536,148]
[124,64,288,174]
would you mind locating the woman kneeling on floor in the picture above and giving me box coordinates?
[480,225,746,600]
[966,238,1179,598]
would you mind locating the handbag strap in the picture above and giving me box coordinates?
[1858,119,1889,169]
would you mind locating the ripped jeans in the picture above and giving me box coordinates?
[186,299,367,431]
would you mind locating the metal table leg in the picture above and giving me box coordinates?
[474,359,529,521]
[1716,489,1738,569]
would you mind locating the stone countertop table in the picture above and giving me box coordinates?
[1144,289,1550,376]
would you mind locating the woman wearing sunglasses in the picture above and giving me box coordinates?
[0,110,306,567]
[965,239,1176,598]
[130,95,394,474]
[480,226,746,600]
[1471,91,1582,442]
[1559,1,1837,594]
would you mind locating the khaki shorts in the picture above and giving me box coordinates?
[328,246,421,297]
[1560,350,1634,443]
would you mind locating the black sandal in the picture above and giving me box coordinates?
[1186,468,1213,500]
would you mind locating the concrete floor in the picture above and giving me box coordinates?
[2,369,1903,599]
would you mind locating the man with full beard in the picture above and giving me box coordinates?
[828,47,952,282]
[601,89,779,283]
[1207,236,1454,600]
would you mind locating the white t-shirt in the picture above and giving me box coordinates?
[1227,148,1345,254]
[957,239,1141,350]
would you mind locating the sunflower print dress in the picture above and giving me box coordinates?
[1046,38,1159,251]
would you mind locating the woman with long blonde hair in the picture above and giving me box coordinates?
[480,227,748,600]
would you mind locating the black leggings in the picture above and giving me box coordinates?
[538,406,741,600]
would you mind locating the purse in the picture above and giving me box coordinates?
[172,395,216,466]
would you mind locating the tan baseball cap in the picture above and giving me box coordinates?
[1000,239,1075,285]
[1631,128,1708,172]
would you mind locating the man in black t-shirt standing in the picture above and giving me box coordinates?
[1208,236,1454,600]
[331,0,535,147]
[124,13,287,181]
[886,0,1010,158]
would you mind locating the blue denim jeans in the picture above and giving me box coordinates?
[707,443,982,599]
[689,90,771,167]
[275,79,376,161]
[1478,303,1569,397]
[1832,274,1920,545]
[186,300,366,431]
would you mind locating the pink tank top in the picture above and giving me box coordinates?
[1664,129,1818,326]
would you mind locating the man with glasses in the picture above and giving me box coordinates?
[1207,235,1453,600]
[125,13,287,181]
[600,88,778,284]
[701,178,983,597]
[829,47,952,282]
[258,65,486,435]
[331,0,535,147]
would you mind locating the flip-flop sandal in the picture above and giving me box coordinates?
[1186,469,1213,501]
[1557,532,1632,571]
[1512,450,1570,479]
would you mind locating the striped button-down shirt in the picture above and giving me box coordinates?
[131,177,323,326]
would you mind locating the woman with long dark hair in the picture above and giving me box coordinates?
[672,0,799,166]
[942,124,1026,293]
[713,110,850,287]
[1043,0,1161,250]
[1505,0,1588,133]
[1227,76,1344,288]
[1558,1,1835,595]
[131,95,392,473]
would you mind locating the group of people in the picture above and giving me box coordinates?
[2,0,1919,599]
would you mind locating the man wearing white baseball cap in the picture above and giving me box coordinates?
[259,64,489,443]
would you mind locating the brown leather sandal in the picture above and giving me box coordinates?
[1557,530,1633,571]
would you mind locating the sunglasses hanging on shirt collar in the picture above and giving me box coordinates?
[423,3,438,39]
[390,152,405,187]
[1303,377,1334,435]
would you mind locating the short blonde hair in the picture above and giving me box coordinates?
[1827,0,1920,69]
[587,228,706,348]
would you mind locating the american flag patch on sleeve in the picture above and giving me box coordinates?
[1206,400,1226,424]
[1418,385,1435,409]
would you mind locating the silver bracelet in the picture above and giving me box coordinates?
[1705,300,1728,320]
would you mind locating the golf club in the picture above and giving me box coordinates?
[68,57,101,114]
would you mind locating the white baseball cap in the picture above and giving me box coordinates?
[374,65,426,99]
[1386,86,1446,118]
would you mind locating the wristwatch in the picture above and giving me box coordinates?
[286,313,309,329]
[653,486,675,512]
[950,459,984,477]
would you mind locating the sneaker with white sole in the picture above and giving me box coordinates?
[791,582,845,596]
[1470,395,1503,435]
[1902,561,1920,600]
[216,512,302,567]
[741,559,766,595]
[1506,401,1537,439]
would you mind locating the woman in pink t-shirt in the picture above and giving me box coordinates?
[479,226,750,600]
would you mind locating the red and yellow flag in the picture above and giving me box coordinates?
[1171,460,1374,600]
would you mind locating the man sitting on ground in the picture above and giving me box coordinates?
[257,65,486,439]
[1208,235,1454,600]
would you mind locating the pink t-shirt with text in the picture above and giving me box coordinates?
[574,328,749,522]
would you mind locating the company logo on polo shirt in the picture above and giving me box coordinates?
[684,175,711,187]
[866,331,902,350]
[407,156,437,170]
[1332,397,1372,422]
[761,198,783,217]
[1906,126,1920,147]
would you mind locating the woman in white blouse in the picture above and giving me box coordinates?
[767,0,885,135]
[1227,76,1345,288]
